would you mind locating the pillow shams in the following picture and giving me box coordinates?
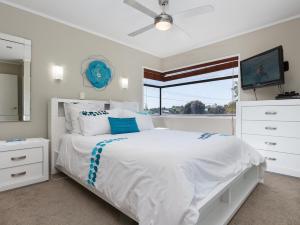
[121,110,154,131]
[79,109,121,136]
[63,103,73,132]
[79,111,109,136]
[65,102,105,133]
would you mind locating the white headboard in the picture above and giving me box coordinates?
[48,98,140,174]
[48,98,108,174]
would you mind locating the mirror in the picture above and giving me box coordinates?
[0,33,31,121]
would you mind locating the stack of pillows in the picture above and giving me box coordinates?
[64,102,154,136]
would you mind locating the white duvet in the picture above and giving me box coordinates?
[56,129,264,225]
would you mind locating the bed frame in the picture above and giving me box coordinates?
[49,97,264,225]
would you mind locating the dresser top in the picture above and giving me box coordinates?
[238,99,300,106]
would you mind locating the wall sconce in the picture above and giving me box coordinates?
[121,77,129,89]
[52,65,64,80]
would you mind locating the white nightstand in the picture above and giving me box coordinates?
[0,138,49,192]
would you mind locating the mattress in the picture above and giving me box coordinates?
[56,129,264,225]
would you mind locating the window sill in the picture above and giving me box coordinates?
[152,115,236,120]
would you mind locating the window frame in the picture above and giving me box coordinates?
[143,56,240,116]
[144,74,238,116]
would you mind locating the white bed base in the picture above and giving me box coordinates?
[49,97,263,225]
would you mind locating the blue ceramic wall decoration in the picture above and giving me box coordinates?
[81,55,114,90]
[85,60,112,89]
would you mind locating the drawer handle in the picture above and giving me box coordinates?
[265,126,277,131]
[265,142,277,146]
[265,111,277,115]
[11,155,26,161]
[11,171,26,178]
[6,46,13,49]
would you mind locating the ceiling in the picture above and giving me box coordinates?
[2,0,300,58]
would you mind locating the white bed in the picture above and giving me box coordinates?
[49,98,265,225]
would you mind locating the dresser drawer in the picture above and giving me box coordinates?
[242,105,300,121]
[0,163,43,189]
[0,147,43,169]
[257,150,300,177]
[243,134,300,155]
[242,121,300,138]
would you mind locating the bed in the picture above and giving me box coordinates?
[49,98,265,225]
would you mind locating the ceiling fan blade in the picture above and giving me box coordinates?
[175,5,214,18]
[124,0,158,18]
[128,24,155,37]
[174,24,191,39]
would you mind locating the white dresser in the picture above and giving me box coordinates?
[237,100,300,178]
[0,138,49,191]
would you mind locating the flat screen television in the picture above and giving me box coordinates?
[240,46,284,90]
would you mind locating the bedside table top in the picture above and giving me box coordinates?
[0,138,49,152]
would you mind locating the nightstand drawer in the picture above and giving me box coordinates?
[0,163,43,189]
[0,147,43,169]
[242,134,300,155]
[242,121,300,138]
[242,105,300,121]
[257,150,300,177]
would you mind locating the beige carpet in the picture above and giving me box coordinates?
[0,172,299,225]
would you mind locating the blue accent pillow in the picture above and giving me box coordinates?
[108,117,140,134]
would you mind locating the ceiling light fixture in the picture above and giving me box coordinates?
[154,13,173,31]
[125,0,214,37]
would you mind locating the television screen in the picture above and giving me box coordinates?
[241,46,284,90]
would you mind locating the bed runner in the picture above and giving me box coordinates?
[87,138,127,186]
[198,132,231,140]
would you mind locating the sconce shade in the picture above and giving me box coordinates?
[52,65,64,80]
[121,77,128,89]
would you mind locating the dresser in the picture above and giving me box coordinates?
[0,138,49,191]
[237,100,300,178]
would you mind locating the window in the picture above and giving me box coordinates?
[144,57,239,115]
[144,86,160,115]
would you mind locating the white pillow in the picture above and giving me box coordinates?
[79,109,121,136]
[110,100,139,112]
[63,103,73,132]
[121,110,154,131]
[65,102,105,133]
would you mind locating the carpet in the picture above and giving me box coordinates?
[0,172,299,225]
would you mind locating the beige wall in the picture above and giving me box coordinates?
[162,18,300,101]
[0,3,161,139]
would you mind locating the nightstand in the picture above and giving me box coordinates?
[0,138,49,192]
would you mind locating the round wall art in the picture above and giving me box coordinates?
[81,56,114,90]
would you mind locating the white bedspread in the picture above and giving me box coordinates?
[56,129,264,225]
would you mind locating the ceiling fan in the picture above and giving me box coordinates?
[124,0,214,37]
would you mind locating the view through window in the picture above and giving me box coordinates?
[144,57,239,116]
